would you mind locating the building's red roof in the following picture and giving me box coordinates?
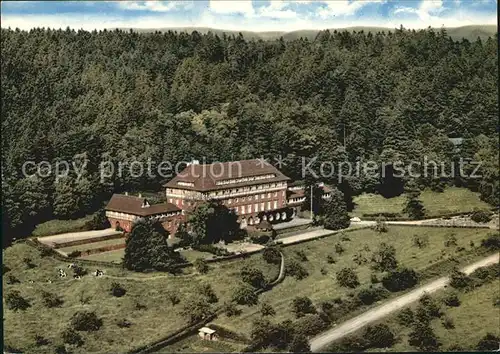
[105,194,180,216]
[163,159,290,192]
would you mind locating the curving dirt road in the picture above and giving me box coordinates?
[310,252,500,352]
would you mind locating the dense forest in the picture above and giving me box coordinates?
[1,27,498,243]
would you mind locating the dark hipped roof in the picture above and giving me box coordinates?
[105,194,180,216]
[163,159,290,192]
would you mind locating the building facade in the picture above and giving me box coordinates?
[164,159,293,228]
[105,193,184,237]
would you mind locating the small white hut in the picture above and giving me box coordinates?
[198,327,218,341]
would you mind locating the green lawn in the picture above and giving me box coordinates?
[212,226,493,336]
[81,249,125,263]
[3,242,279,354]
[164,334,247,353]
[32,214,94,237]
[58,238,125,255]
[352,187,491,218]
[364,280,500,352]
[4,226,495,353]
[80,248,213,264]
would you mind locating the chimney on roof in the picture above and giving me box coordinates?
[125,191,128,196]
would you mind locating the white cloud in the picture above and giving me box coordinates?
[317,0,386,18]
[394,0,445,21]
[209,0,255,16]
[119,1,193,12]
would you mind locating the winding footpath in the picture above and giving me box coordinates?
[310,252,500,352]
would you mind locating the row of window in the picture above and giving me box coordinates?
[226,191,284,204]
[168,191,284,207]
[233,201,279,215]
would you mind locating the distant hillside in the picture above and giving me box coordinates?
[116,25,497,41]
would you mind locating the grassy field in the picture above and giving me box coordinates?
[79,248,213,263]
[32,214,94,237]
[4,226,495,353]
[58,238,125,255]
[212,226,493,336]
[364,280,500,352]
[352,187,491,217]
[80,249,125,263]
[2,242,279,354]
[165,334,247,353]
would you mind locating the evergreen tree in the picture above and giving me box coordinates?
[323,188,350,230]
[123,218,184,272]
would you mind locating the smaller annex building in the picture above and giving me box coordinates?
[105,193,184,236]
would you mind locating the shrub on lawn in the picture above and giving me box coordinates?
[476,333,500,351]
[328,335,370,352]
[34,335,50,346]
[370,273,380,284]
[180,296,214,324]
[408,321,441,351]
[353,252,368,265]
[444,234,458,247]
[416,294,442,322]
[412,235,429,249]
[54,345,69,354]
[166,290,180,306]
[232,284,258,306]
[441,316,455,329]
[334,242,345,254]
[294,314,328,337]
[357,286,389,305]
[240,266,267,289]
[197,283,218,303]
[481,233,500,250]
[262,246,281,264]
[471,210,492,223]
[371,243,398,272]
[72,265,88,277]
[260,302,276,317]
[5,290,30,311]
[397,308,415,327]
[449,268,473,290]
[193,243,233,256]
[382,267,418,292]
[291,296,316,318]
[294,250,308,262]
[288,333,311,353]
[62,327,84,346]
[194,258,209,274]
[41,290,64,308]
[7,274,20,284]
[222,302,242,317]
[70,311,103,332]
[68,250,82,258]
[336,267,360,288]
[364,324,395,348]
[372,217,388,233]
[116,319,132,328]
[285,260,309,280]
[23,257,36,269]
[442,292,461,307]
[326,255,336,264]
[110,282,126,297]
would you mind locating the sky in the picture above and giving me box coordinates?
[1,0,497,32]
